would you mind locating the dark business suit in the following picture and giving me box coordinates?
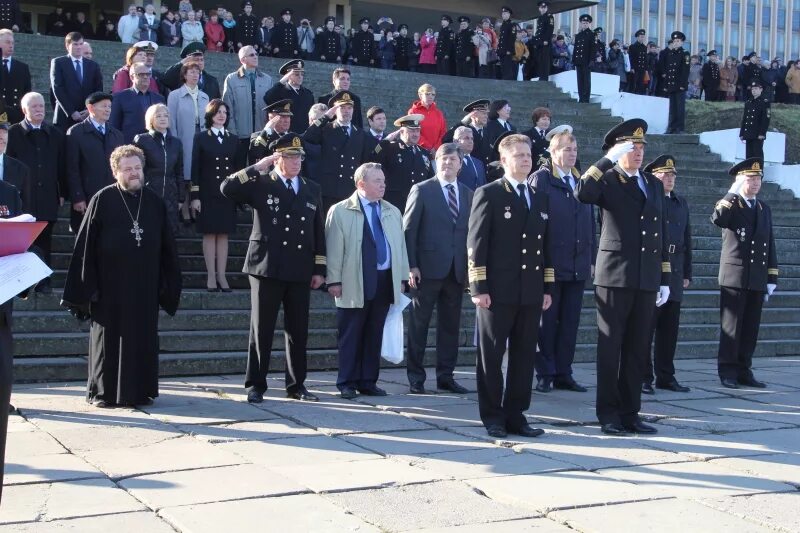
[109,88,165,143]
[457,154,486,190]
[404,177,473,387]
[523,127,550,161]
[0,57,31,124]
[65,119,125,232]
[575,158,670,426]
[484,119,515,149]
[49,55,103,130]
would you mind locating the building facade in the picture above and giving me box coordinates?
[551,0,800,61]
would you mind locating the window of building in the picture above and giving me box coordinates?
[731,2,740,23]
[597,10,606,31]
[730,44,739,58]
[632,0,642,10]
[632,15,642,37]
[715,1,724,21]
[699,0,708,19]
[762,7,771,26]
[616,0,625,8]
[761,31,770,54]
[715,24,724,51]
[792,33,799,58]
[648,17,659,43]
[731,26,740,54]
[666,0,676,16]
[746,28,755,51]
[683,0,692,17]
[650,0,659,13]
[776,31,785,58]
[746,3,755,25]
[794,10,800,32]
[614,12,624,40]
[778,9,786,30]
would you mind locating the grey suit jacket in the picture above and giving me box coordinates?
[167,85,209,181]
[403,177,473,284]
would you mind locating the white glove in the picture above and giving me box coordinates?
[655,285,670,307]
[605,141,634,164]
[728,175,746,195]
[764,283,776,302]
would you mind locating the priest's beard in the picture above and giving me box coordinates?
[118,174,144,192]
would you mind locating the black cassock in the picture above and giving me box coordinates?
[62,184,182,405]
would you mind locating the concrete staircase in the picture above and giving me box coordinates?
[9,34,800,382]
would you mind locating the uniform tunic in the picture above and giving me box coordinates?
[315,29,341,62]
[497,20,516,79]
[234,13,259,48]
[270,21,300,58]
[658,47,690,132]
[533,12,554,80]
[702,61,721,100]
[628,41,648,93]
[739,96,770,159]
[572,28,595,102]
[370,140,434,211]
[435,26,454,75]
[191,129,238,234]
[454,28,475,77]
[263,82,315,135]
[395,35,413,71]
[0,57,31,124]
[351,30,377,66]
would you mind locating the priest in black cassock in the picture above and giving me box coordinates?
[61,145,182,408]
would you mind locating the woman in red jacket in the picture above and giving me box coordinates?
[408,83,447,152]
[419,27,436,74]
[204,10,226,52]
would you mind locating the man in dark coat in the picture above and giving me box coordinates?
[573,15,595,103]
[629,29,649,94]
[50,32,104,132]
[658,31,690,133]
[395,24,413,71]
[0,119,29,211]
[497,6,516,80]
[317,68,363,129]
[221,133,326,404]
[160,43,221,100]
[65,92,125,233]
[7,92,66,293]
[109,62,165,143]
[235,1,259,51]
[442,99,491,165]
[0,29,31,124]
[263,59,314,135]
[711,158,777,389]
[270,8,299,59]
[0,0,20,31]
[533,1,554,81]
[642,155,692,394]
[575,119,671,436]
[740,80,770,160]
[702,50,722,101]
[436,15,455,76]
[316,17,341,63]
[61,145,181,408]
[248,99,292,164]
[350,18,377,67]
[454,16,474,78]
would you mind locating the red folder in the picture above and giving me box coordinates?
[0,222,47,257]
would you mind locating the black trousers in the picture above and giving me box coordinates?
[645,299,682,385]
[500,54,516,80]
[536,279,585,380]
[336,269,393,390]
[0,305,13,504]
[667,91,686,132]
[535,46,551,81]
[436,57,453,76]
[632,70,647,94]
[476,301,542,430]
[234,137,250,171]
[594,286,656,426]
[576,64,591,102]
[406,267,463,386]
[745,139,765,160]
[456,59,474,77]
[396,56,409,71]
[69,207,84,234]
[718,287,764,380]
[245,276,311,393]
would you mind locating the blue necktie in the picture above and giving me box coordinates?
[74,59,83,83]
[97,124,105,136]
[369,201,387,266]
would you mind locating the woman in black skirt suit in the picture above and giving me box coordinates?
[190,99,238,291]
[134,103,185,235]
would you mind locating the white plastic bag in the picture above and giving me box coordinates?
[381,293,411,364]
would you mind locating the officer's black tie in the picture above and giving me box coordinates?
[517,183,529,211]
[286,177,296,199]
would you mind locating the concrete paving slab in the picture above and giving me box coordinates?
[270,457,437,493]
[640,386,728,402]
[526,398,597,426]
[657,414,795,433]
[260,400,431,434]
[597,460,795,499]
[5,415,37,433]
[141,397,271,425]
[119,464,308,509]
[22,406,162,433]
[406,448,578,479]
[341,429,492,456]
[4,453,105,485]
[0,478,145,524]
[326,480,538,530]
[708,453,800,488]
[176,418,318,443]
[698,492,800,533]
[705,428,800,455]
[159,493,382,533]
[356,392,477,409]
[466,470,653,512]
[0,512,177,532]
[407,519,575,533]
[636,401,715,421]
[665,396,800,424]
[638,427,799,460]
[48,425,184,453]
[4,430,67,460]
[551,497,776,533]
[401,403,485,428]
[80,435,245,479]
[218,435,381,467]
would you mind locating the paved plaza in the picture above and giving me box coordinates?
[1,357,799,532]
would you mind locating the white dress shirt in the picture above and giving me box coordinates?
[437,175,459,212]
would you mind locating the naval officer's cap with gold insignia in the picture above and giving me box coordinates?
[393,114,424,128]
[328,90,356,107]
[263,98,293,116]
[728,157,763,177]
[269,133,305,156]
[601,118,648,150]
[644,154,677,174]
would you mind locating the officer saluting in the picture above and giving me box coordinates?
[221,133,326,404]
[248,99,293,165]
[740,80,771,160]
[642,155,692,395]
[573,15,595,103]
[263,60,314,135]
[370,114,434,211]
[468,133,553,439]
[711,157,777,389]
[575,119,671,436]
[533,1,554,81]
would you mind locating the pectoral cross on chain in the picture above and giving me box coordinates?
[131,221,143,247]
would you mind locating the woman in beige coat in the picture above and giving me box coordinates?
[719,56,739,102]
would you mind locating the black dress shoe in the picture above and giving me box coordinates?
[656,380,691,392]
[623,420,658,434]
[737,376,766,388]
[720,378,739,389]
[409,383,427,394]
[535,378,552,393]
[247,389,264,403]
[437,379,469,394]
[287,387,319,401]
[600,423,630,435]
[358,386,387,396]
[554,377,587,392]
[486,425,508,438]
[340,387,358,399]
[136,398,154,406]
[508,424,545,438]
[641,382,655,395]
[93,399,112,408]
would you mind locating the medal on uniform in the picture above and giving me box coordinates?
[504,206,511,219]
[541,212,548,220]
[273,217,278,225]
[739,228,746,242]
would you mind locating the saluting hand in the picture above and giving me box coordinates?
[255,154,279,172]
[605,141,634,163]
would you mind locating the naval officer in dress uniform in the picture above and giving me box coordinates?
[533,1,554,81]
[739,80,771,160]
[658,31,690,134]
[370,114,434,211]
[220,133,326,403]
[270,9,300,59]
[263,59,315,136]
[575,119,671,436]
[248,99,292,164]
[711,157,777,389]
[468,133,554,439]
[642,155,692,395]
[572,15,595,103]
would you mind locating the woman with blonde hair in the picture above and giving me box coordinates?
[720,56,739,102]
[112,46,159,93]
